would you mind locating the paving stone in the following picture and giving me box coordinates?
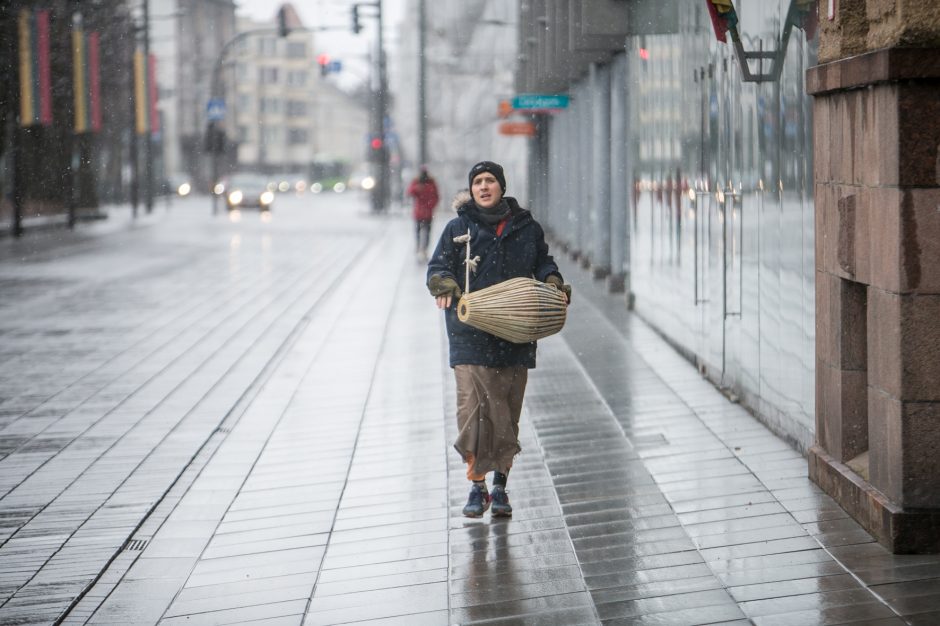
[304,584,448,625]
[171,573,319,604]
[319,556,448,584]
[160,599,308,625]
[163,583,313,618]
[329,612,449,626]
[589,575,723,603]
[601,603,747,625]
[450,591,595,624]
[747,601,897,625]
[452,576,588,609]
[728,572,863,603]
[313,567,447,597]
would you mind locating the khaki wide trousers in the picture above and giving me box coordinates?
[453,364,528,480]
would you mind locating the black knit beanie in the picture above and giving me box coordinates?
[468,161,506,193]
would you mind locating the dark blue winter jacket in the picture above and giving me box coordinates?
[427,196,562,368]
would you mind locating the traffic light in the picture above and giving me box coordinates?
[277,7,289,37]
[369,135,384,162]
[351,5,362,34]
[317,54,330,77]
[204,121,226,154]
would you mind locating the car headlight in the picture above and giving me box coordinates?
[228,190,243,205]
[333,182,346,193]
[361,176,375,190]
[213,183,225,195]
[177,182,191,196]
[311,183,322,193]
[260,191,274,205]
[278,181,290,192]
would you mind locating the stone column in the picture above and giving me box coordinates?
[808,1,940,553]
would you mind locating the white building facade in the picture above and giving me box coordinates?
[232,9,369,179]
[233,13,314,173]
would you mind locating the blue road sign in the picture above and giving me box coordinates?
[207,98,226,121]
[327,60,342,74]
[511,94,569,110]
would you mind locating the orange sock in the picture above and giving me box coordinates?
[464,454,486,482]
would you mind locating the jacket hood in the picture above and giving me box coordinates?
[451,190,471,211]
[454,194,527,218]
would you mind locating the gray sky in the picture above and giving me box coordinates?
[235,0,406,90]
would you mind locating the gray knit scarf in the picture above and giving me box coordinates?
[474,198,511,226]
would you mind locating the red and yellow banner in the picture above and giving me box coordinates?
[148,54,159,135]
[18,8,53,127]
[72,25,103,133]
[134,50,146,134]
[73,27,87,132]
[134,51,159,136]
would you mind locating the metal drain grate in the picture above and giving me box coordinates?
[123,538,149,551]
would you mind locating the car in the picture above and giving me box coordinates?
[347,170,375,191]
[161,173,194,197]
[271,172,309,194]
[225,173,275,211]
[308,176,347,194]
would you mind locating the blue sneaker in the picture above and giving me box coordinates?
[462,483,491,518]
[490,485,512,517]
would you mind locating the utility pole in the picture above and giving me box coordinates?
[418,0,427,167]
[130,61,139,218]
[352,1,390,213]
[68,4,79,229]
[10,119,24,238]
[129,8,138,218]
[143,0,153,213]
[376,0,389,212]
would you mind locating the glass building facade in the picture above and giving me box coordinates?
[531,0,818,449]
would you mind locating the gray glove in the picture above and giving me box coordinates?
[545,274,572,303]
[428,274,463,300]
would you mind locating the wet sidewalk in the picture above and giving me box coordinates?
[1,195,939,625]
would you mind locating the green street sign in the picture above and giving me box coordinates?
[511,94,569,110]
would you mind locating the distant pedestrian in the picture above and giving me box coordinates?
[426,160,571,518]
[407,167,440,261]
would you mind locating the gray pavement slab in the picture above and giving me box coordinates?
[3,195,940,624]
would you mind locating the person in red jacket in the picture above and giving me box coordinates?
[407,167,440,261]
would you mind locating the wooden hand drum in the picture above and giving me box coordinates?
[457,277,567,344]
